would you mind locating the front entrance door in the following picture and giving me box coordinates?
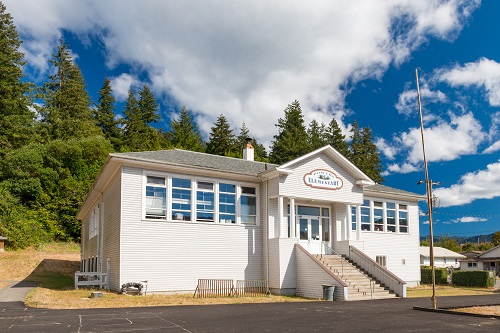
[298,216,322,254]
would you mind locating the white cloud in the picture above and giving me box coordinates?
[484,141,500,154]
[3,0,479,144]
[439,58,500,107]
[399,112,484,164]
[382,162,419,176]
[395,86,447,116]
[446,216,488,223]
[433,160,500,207]
[375,137,399,160]
[109,73,141,102]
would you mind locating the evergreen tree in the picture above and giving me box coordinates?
[167,106,204,152]
[349,121,384,183]
[325,118,349,157]
[307,119,326,150]
[94,77,121,150]
[122,85,162,151]
[492,231,500,246]
[39,40,101,141]
[205,114,235,156]
[0,2,36,154]
[233,122,268,161]
[269,100,309,164]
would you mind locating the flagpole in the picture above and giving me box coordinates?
[415,68,437,310]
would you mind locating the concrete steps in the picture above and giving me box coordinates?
[316,254,398,301]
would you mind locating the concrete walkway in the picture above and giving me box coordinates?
[0,280,36,303]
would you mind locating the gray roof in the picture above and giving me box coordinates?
[364,183,423,198]
[112,149,277,176]
[420,246,466,259]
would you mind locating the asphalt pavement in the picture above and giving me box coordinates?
[0,295,499,333]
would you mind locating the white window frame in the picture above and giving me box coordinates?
[143,172,259,226]
[89,202,99,239]
[353,198,410,234]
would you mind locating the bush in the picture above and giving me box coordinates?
[452,271,495,288]
[421,267,448,285]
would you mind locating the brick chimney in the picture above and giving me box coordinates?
[243,138,254,161]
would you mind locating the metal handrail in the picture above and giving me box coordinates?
[319,243,377,298]
[349,246,405,285]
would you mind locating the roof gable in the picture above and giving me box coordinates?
[277,145,375,185]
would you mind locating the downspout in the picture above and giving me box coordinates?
[265,178,270,289]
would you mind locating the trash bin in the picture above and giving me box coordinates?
[322,284,335,301]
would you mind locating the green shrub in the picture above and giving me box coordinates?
[421,267,448,284]
[452,271,495,288]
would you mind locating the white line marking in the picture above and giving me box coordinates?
[152,313,194,333]
[78,314,82,333]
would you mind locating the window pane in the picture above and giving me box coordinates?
[197,190,214,222]
[197,181,213,190]
[220,183,236,193]
[219,185,235,223]
[172,178,191,188]
[241,186,256,194]
[322,218,329,241]
[297,206,320,216]
[311,219,320,240]
[322,208,329,217]
[300,219,308,240]
[241,195,256,224]
[172,178,191,221]
[146,186,166,218]
[351,206,357,231]
[147,176,165,185]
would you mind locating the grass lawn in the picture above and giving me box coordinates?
[407,284,499,298]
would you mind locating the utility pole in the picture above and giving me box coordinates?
[415,68,438,310]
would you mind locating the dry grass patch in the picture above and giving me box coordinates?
[0,242,80,282]
[26,289,312,309]
[407,284,498,298]
[453,305,500,316]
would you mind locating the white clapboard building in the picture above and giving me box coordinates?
[77,144,423,300]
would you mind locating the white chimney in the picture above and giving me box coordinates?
[243,138,254,161]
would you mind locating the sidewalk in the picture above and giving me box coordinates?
[0,280,36,303]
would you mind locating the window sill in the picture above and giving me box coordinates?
[142,218,259,227]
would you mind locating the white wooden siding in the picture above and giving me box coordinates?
[120,166,263,293]
[296,245,346,300]
[279,155,363,204]
[102,168,122,291]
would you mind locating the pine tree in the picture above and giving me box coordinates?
[325,118,349,157]
[233,122,268,161]
[167,106,204,152]
[39,40,101,141]
[308,119,326,150]
[0,2,36,154]
[94,77,121,150]
[349,121,384,183]
[205,114,235,156]
[269,100,309,164]
[122,85,162,151]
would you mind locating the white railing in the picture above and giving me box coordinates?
[74,272,108,290]
[349,245,406,297]
[320,242,375,298]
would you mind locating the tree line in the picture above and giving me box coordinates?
[0,2,383,248]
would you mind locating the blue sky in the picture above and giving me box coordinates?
[5,0,500,238]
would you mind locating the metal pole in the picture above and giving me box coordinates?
[415,68,437,310]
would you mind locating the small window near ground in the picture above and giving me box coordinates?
[376,255,387,267]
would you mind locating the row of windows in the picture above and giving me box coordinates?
[351,200,409,234]
[145,175,257,225]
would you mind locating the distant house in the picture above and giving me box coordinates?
[460,245,500,275]
[76,144,424,300]
[419,246,465,269]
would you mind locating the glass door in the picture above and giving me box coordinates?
[298,216,322,254]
